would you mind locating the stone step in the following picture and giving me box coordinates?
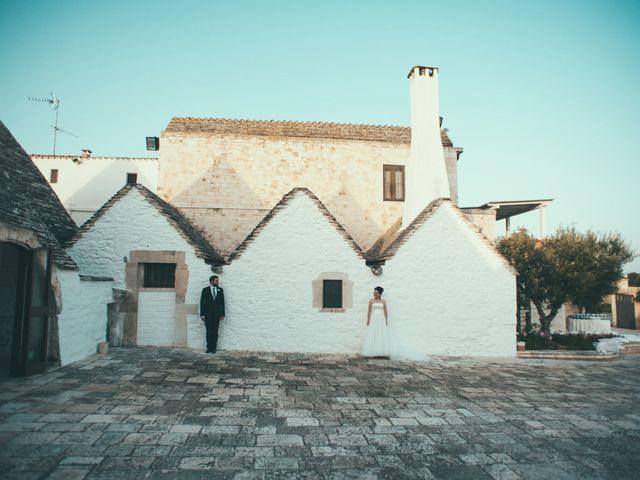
[517,350,619,361]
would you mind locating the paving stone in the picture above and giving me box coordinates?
[1,348,639,479]
[257,434,304,446]
[46,466,95,480]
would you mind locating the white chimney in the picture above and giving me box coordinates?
[402,66,450,228]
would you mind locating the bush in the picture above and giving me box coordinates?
[551,333,616,350]
[517,326,617,351]
[518,330,558,350]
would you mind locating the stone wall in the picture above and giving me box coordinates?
[158,129,460,254]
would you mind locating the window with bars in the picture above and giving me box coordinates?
[50,169,58,183]
[143,263,176,288]
[322,280,343,309]
[383,165,404,201]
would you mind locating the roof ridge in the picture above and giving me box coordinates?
[65,184,224,264]
[228,187,363,262]
[164,117,454,146]
[168,117,410,130]
[365,199,516,273]
[30,154,157,161]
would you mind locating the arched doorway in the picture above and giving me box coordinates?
[0,242,52,377]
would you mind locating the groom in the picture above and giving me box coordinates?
[200,275,225,353]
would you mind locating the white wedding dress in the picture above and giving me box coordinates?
[362,302,430,362]
[362,303,390,357]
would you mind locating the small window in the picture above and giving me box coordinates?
[127,173,138,185]
[143,263,176,288]
[322,280,343,309]
[50,169,58,183]
[383,165,404,201]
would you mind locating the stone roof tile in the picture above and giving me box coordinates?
[0,121,78,269]
[365,198,514,273]
[66,184,225,265]
[164,117,454,146]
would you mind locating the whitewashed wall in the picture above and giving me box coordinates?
[55,269,113,365]
[381,202,517,357]
[32,156,158,225]
[67,189,213,346]
[221,192,374,353]
[138,291,176,346]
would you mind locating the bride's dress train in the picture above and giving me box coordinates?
[362,303,429,362]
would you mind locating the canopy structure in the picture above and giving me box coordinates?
[474,199,554,238]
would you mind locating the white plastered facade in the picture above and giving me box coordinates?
[380,202,517,357]
[55,269,113,365]
[220,191,374,353]
[67,189,212,347]
[32,156,158,226]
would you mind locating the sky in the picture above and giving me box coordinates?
[1,0,639,272]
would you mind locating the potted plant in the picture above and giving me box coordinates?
[516,332,526,351]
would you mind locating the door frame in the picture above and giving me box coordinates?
[9,246,52,377]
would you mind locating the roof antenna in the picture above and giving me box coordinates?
[28,91,77,154]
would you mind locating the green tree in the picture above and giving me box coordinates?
[546,227,635,312]
[628,272,640,287]
[498,229,566,334]
[498,227,635,333]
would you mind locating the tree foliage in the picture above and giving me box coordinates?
[498,226,635,333]
[498,229,565,333]
[628,272,640,287]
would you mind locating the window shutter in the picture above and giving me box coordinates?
[322,280,343,308]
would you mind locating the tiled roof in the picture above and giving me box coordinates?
[365,198,514,273]
[66,184,225,265]
[164,117,454,146]
[229,188,364,262]
[30,154,157,161]
[0,121,78,269]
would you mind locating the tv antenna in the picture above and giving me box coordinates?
[28,92,77,154]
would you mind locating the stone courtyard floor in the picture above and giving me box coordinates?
[1,348,640,480]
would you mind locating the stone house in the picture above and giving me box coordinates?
[65,183,225,349]
[158,118,463,256]
[221,187,373,353]
[365,199,516,356]
[0,121,112,376]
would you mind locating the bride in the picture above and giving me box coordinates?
[362,286,429,361]
[362,286,390,357]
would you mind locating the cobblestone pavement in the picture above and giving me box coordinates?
[1,348,639,480]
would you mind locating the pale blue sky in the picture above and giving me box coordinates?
[1,0,639,271]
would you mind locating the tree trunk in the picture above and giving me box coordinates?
[533,302,559,334]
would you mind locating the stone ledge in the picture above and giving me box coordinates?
[623,342,640,354]
[517,351,619,361]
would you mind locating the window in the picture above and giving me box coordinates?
[127,173,138,185]
[143,263,176,288]
[383,165,404,201]
[322,280,343,309]
[50,169,58,183]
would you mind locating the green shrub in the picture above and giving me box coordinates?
[551,333,616,351]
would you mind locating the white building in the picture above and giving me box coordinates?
[31,150,158,225]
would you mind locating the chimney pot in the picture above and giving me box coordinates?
[81,149,92,158]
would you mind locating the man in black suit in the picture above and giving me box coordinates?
[200,275,225,353]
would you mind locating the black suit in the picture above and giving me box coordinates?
[200,285,225,352]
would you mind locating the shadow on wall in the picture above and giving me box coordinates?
[66,162,155,224]
[159,143,391,255]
